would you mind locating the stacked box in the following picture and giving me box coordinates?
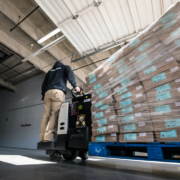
[87,2,180,143]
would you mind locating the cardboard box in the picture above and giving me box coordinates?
[92,109,116,121]
[92,123,119,136]
[142,65,180,90]
[115,92,146,109]
[92,117,118,128]
[146,86,180,108]
[119,121,153,133]
[149,102,180,117]
[112,83,144,98]
[137,57,178,81]
[166,42,180,62]
[91,103,115,112]
[119,131,154,142]
[91,133,118,142]
[118,110,151,125]
[152,115,180,131]
[155,129,180,142]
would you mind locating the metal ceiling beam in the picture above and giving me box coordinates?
[0,54,14,63]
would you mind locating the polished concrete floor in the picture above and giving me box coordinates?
[0,147,179,180]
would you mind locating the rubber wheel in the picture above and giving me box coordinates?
[62,150,79,161]
[49,151,61,161]
[80,151,88,161]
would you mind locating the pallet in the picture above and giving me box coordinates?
[88,142,180,163]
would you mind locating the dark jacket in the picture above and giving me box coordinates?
[41,61,77,99]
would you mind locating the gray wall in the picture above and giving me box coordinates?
[0,74,72,149]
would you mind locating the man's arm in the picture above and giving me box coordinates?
[65,66,77,88]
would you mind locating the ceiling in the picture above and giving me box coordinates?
[0,0,179,92]
[35,0,179,55]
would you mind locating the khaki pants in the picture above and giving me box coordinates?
[40,89,65,141]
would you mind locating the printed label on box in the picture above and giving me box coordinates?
[122,114,135,123]
[96,135,105,142]
[156,91,172,101]
[165,118,180,128]
[140,60,152,69]
[124,133,137,140]
[163,19,177,30]
[119,65,128,74]
[135,112,142,117]
[98,73,102,78]
[136,85,142,90]
[139,132,146,137]
[175,102,180,106]
[138,122,145,127]
[136,93,142,98]
[122,106,133,114]
[94,83,101,90]
[154,43,161,49]
[152,72,167,83]
[89,73,95,80]
[95,112,104,119]
[160,130,177,138]
[124,123,136,132]
[116,60,125,68]
[106,95,111,99]
[92,111,96,115]
[108,125,113,129]
[115,74,124,82]
[166,57,174,62]
[134,103,141,108]
[115,87,120,91]
[94,101,102,108]
[130,38,140,48]
[135,53,147,62]
[138,41,151,52]
[154,54,161,60]
[161,11,175,23]
[100,104,109,111]
[155,105,171,112]
[121,91,132,100]
[121,78,132,87]
[92,94,95,98]
[99,92,108,99]
[96,87,104,95]
[111,133,116,137]
[107,55,116,63]
[110,115,115,120]
[97,126,106,133]
[143,65,157,75]
[171,27,180,38]
[170,66,179,72]
[155,83,171,93]
[105,109,110,113]
[109,77,114,82]
[175,39,180,46]
[175,78,180,83]
[98,118,107,126]
[89,77,96,84]
[117,87,127,95]
[129,56,134,61]
[107,70,112,75]
[120,98,132,107]
[92,101,96,104]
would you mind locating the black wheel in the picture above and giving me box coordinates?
[62,150,79,160]
[79,151,88,161]
[49,151,61,161]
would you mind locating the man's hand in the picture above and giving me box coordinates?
[75,87,81,92]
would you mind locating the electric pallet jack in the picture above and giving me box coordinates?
[37,88,92,161]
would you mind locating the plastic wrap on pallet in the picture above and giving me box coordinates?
[86,2,180,143]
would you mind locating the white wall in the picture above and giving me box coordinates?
[0,74,72,149]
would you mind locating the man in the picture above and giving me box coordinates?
[40,61,80,142]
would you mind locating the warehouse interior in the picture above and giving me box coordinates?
[0,0,180,179]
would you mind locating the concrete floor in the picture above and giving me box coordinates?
[0,147,179,180]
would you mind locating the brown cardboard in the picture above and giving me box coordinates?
[118,110,151,125]
[92,110,116,121]
[152,115,180,131]
[137,58,178,81]
[142,65,180,91]
[119,131,154,142]
[92,117,118,128]
[91,133,118,142]
[92,123,119,136]
[155,129,180,142]
[91,103,115,112]
[119,121,153,133]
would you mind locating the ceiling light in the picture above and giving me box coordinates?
[37,28,61,44]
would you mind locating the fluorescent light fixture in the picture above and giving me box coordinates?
[37,28,61,44]
[0,155,55,165]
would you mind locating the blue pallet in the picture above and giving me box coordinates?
[88,142,180,163]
